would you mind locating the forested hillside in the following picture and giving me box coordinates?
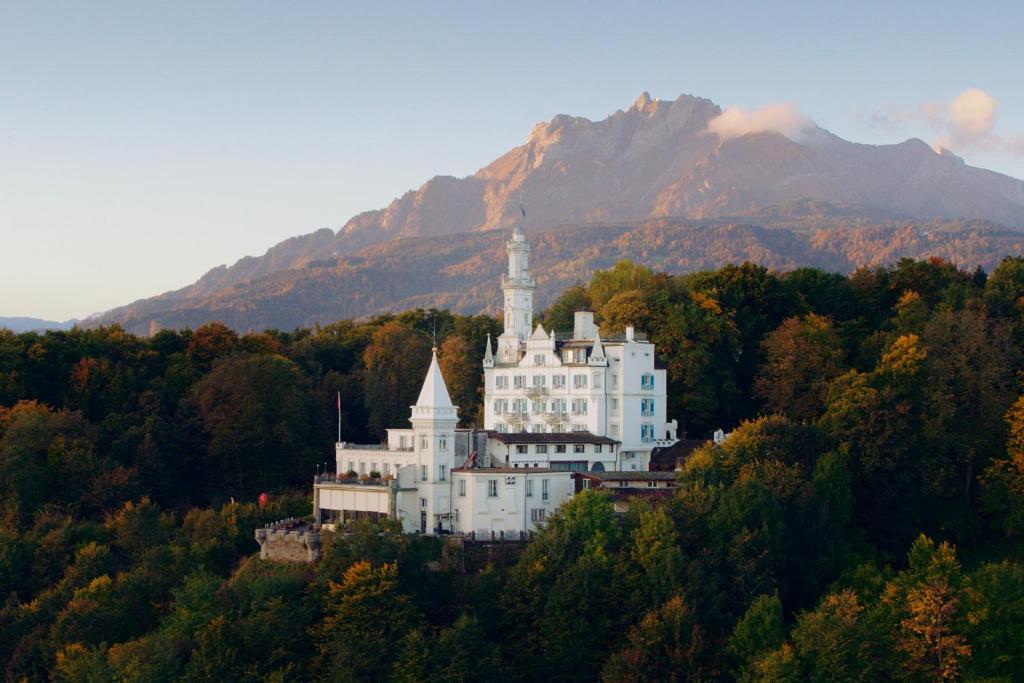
[4,256,1024,681]
[94,216,1024,334]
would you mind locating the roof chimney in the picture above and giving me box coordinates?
[625,325,635,342]
[574,311,596,340]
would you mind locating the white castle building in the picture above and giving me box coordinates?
[483,225,677,470]
[312,224,678,536]
[315,349,575,535]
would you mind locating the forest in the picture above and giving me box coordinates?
[3,255,1024,681]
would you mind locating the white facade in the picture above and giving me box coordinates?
[317,348,575,536]
[483,230,678,470]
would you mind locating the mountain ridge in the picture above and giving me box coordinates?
[90,91,1024,332]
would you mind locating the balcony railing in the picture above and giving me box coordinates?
[525,385,548,398]
[543,410,568,423]
[502,409,529,423]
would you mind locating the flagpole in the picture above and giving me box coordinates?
[336,391,341,444]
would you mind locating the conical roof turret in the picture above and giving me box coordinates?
[416,348,455,409]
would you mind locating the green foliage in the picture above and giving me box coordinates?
[2,255,1024,680]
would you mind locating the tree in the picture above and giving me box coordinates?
[982,392,1024,538]
[189,354,317,499]
[186,322,239,365]
[601,595,711,682]
[728,592,784,677]
[754,314,845,421]
[362,322,431,439]
[438,335,482,427]
[539,284,592,333]
[313,561,422,680]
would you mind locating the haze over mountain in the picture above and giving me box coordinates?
[93,92,1024,333]
[0,317,78,334]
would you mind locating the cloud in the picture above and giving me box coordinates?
[947,88,996,145]
[869,88,1023,157]
[706,103,812,142]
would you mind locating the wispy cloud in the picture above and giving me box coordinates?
[870,88,1023,156]
[706,103,812,142]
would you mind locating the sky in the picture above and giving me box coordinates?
[2,1,1023,321]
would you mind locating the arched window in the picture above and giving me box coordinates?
[591,462,605,472]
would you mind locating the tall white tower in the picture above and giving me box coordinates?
[496,224,535,363]
[409,348,459,533]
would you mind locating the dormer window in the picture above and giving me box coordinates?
[534,354,545,365]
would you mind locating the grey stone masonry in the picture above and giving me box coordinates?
[254,518,322,563]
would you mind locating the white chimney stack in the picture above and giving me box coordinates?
[574,311,597,339]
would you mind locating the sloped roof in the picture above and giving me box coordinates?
[415,349,454,409]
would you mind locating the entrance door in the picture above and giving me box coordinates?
[420,511,427,534]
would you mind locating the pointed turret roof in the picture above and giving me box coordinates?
[529,323,549,341]
[591,328,605,357]
[588,327,607,366]
[416,349,454,409]
[483,334,494,364]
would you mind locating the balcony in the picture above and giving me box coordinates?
[502,409,529,423]
[543,409,568,423]
[525,385,548,398]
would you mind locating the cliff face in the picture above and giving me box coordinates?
[92,91,1024,332]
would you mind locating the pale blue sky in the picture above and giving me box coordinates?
[2,1,1022,320]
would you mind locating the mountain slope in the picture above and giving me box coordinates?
[118,92,1024,306]
[96,217,1024,334]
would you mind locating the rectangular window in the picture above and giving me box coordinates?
[532,399,544,414]
[496,375,508,389]
[347,461,355,473]
[420,498,427,508]
[571,398,588,415]
[534,354,545,366]
[535,444,548,454]
[572,424,586,432]
[541,479,549,501]
[648,481,658,488]
[641,424,655,443]
[531,508,547,523]
[421,465,428,481]
[641,398,655,417]
[574,444,586,454]
[573,374,588,389]
[594,445,602,453]
[610,424,619,437]
[593,373,602,388]
[359,462,366,475]
[582,479,591,490]
[531,424,544,433]
[526,479,534,497]
[488,480,498,497]
[459,479,466,497]
[514,375,526,389]
[552,375,566,389]
[611,398,619,415]
[516,444,528,454]
[421,435,428,449]
[612,374,619,388]
[439,464,447,481]
[382,463,390,475]
[642,373,654,390]
[555,444,567,453]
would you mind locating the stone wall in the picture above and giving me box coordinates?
[254,519,321,563]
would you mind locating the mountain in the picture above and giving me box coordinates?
[0,317,77,333]
[92,92,1024,332]
[95,216,1024,335]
